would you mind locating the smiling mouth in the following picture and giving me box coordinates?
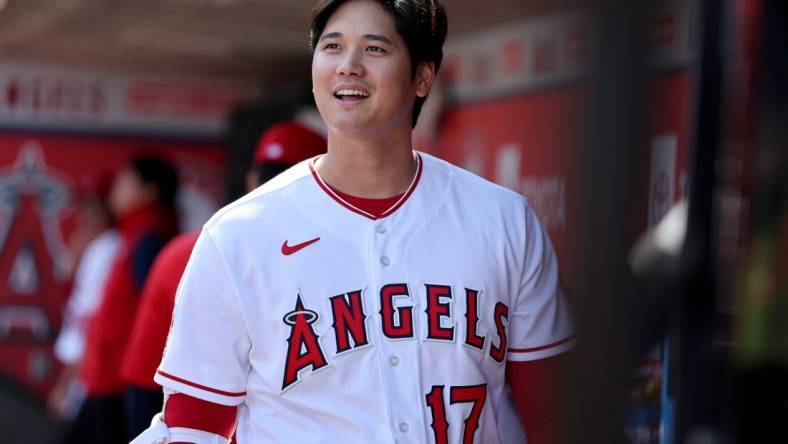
[334,89,371,102]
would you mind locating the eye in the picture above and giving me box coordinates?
[323,42,340,51]
[366,46,385,53]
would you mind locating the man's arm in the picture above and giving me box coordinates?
[506,354,568,444]
[506,202,575,443]
[131,229,250,444]
[130,392,237,444]
[165,392,237,443]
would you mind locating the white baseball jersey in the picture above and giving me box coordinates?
[156,152,574,444]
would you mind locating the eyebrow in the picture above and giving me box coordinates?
[319,32,393,45]
[319,32,342,41]
[363,34,393,44]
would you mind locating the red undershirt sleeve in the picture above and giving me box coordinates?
[506,354,567,444]
[165,392,238,441]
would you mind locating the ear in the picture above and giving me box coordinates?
[415,61,436,98]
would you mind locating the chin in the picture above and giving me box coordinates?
[327,116,376,136]
[326,114,409,139]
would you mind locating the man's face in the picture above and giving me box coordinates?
[311,0,429,137]
[109,167,154,216]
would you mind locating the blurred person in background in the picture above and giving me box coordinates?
[61,155,178,444]
[48,174,120,419]
[120,122,326,440]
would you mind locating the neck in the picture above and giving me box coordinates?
[317,128,416,198]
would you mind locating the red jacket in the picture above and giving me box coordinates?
[81,204,173,396]
[121,230,199,390]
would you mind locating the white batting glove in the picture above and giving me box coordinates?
[129,412,231,444]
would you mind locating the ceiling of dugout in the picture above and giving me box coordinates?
[0,0,579,82]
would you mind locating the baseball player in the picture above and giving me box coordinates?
[133,1,573,443]
[72,155,177,444]
[121,121,327,439]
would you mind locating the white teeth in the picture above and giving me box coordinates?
[335,89,370,97]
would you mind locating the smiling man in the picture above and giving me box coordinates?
[132,1,574,443]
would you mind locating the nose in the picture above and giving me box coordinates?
[337,47,365,77]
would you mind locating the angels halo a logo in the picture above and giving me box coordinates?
[0,143,71,395]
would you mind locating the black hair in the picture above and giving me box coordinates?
[309,0,448,128]
[128,155,179,208]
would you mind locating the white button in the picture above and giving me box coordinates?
[399,422,409,433]
[376,224,387,234]
[381,256,391,266]
[389,355,400,366]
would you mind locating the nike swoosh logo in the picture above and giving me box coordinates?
[281,237,320,256]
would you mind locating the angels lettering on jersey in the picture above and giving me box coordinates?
[282,284,509,391]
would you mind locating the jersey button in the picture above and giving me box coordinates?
[399,422,410,433]
[389,355,400,366]
[380,256,391,266]
[376,224,386,234]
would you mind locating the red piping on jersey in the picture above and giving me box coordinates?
[508,335,575,353]
[309,153,423,221]
[156,370,246,397]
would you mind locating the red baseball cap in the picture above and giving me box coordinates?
[254,122,326,165]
